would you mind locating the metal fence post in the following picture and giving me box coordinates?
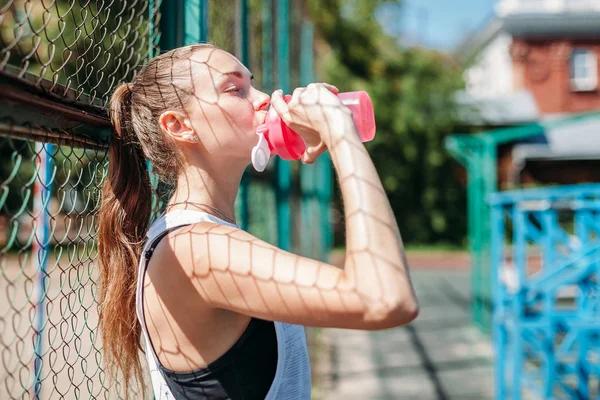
[479,138,497,331]
[148,0,159,58]
[275,0,291,251]
[200,0,209,42]
[317,155,333,261]
[31,143,56,399]
[238,0,250,231]
[511,205,526,400]
[237,0,249,64]
[184,0,210,45]
[446,135,497,332]
[160,0,184,49]
[298,21,331,260]
[490,202,505,400]
[299,21,313,257]
[262,0,273,93]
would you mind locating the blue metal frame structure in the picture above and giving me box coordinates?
[489,184,600,399]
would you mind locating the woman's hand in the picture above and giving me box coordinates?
[270,83,352,164]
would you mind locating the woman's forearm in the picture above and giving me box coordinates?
[324,112,418,324]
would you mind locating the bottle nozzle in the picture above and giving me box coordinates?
[256,124,269,136]
[251,132,271,172]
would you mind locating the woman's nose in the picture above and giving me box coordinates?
[254,91,270,111]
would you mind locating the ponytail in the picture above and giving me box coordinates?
[98,82,153,396]
[97,44,213,396]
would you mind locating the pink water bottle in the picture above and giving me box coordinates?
[251,91,376,172]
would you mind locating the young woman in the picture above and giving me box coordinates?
[98,44,418,399]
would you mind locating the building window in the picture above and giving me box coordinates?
[570,49,598,91]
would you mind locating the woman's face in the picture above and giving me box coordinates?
[185,48,271,160]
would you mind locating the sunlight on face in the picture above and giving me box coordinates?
[184,48,270,160]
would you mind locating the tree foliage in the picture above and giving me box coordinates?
[308,0,468,245]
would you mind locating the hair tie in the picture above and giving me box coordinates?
[111,82,135,139]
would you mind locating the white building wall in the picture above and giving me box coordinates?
[463,33,514,98]
[497,0,600,17]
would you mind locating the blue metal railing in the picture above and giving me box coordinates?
[489,184,600,399]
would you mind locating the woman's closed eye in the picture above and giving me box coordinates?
[226,85,251,96]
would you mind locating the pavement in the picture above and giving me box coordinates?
[320,270,495,400]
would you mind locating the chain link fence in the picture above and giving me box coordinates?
[1,0,329,398]
[1,0,160,108]
[0,133,153,399]
[1,0,159,397]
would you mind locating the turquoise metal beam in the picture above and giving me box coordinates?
[261,0,273,92]
[238,0,249,65]
[445,134,496,330]
[184,0,200,45]
[485,110,600,145]
[299,21,314,257]
[445,134,496,331]
[317,154,333,261]
[275,0,291,251]
[276,0,290,92]
[299,22,313,86]
[200,0,209,42]
[148,0,159,58]
[184,0,209,45]
[238,0,250,231]
[449,111,600,153]
[298,21,332,261]
[160,0,184,50]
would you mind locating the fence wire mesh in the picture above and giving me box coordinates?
[1,0,161,108]
[0,0,161,398]
[0,125,153,399]
[0,126,289,399]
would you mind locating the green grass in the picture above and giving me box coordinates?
[404,243,467,253]
[333,243,467,253]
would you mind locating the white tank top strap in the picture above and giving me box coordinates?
[135,209,312,399]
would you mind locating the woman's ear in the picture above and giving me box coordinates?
[159,111,198,142]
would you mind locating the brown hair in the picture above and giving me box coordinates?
[97,44,214,394]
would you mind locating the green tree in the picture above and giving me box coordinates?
[308,0,467,245]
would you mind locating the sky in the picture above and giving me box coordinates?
[378,0,498,51]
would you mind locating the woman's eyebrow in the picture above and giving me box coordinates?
[217,71,254,83]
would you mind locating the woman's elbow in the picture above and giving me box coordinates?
[392,297,420,326]
[363,296,419,330]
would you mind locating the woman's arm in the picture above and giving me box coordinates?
[163,84,418,330]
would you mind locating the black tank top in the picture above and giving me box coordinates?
[143,225,278,399]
